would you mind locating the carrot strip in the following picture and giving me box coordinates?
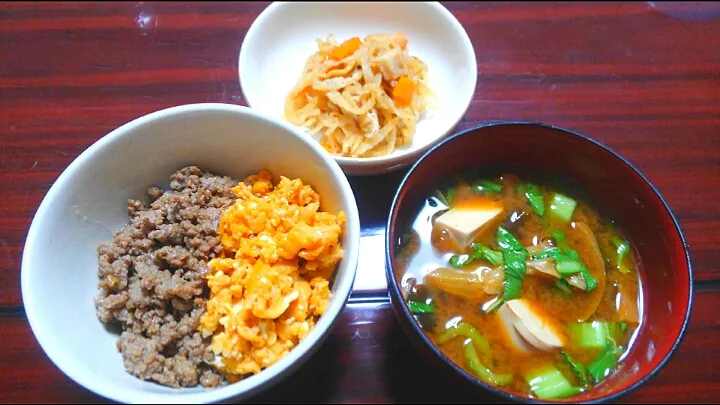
[329,37,362,60]
[392,76,416,106]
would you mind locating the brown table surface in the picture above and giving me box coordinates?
[2,1,720,403]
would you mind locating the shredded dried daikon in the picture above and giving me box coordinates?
[284,33,434,158]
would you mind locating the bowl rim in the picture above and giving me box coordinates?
[20,103,361,404]
[384,121,694,404]
[237,0,478,170]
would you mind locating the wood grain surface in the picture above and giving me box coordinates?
[1,1,719,403]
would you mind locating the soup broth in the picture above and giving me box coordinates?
[396,173,643,400]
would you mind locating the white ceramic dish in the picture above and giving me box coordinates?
[239,1,477,175]
[21,104,361,404]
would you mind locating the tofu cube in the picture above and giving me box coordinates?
[434,204,504,247]
[506,299,566,351]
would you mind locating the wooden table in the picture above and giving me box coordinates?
[2,1,719,403]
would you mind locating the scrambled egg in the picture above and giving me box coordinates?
[199,170,345,379]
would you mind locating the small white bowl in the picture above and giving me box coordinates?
[239,1,477,175]
[21,104,360,404]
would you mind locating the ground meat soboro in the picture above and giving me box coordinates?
[94,166,237,388]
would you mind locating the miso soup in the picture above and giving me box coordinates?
[396,173,643,400]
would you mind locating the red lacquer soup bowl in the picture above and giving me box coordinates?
[384,123,693,403]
